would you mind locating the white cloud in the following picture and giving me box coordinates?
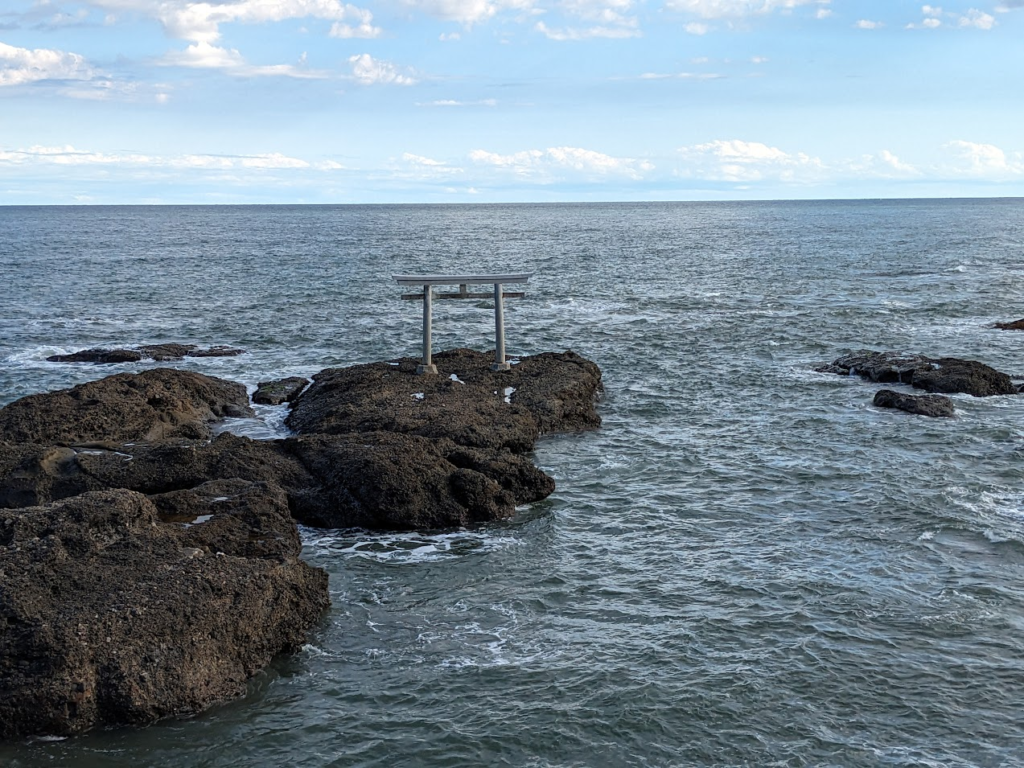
[958,8,995,28]
[814,7,831,18]
[663,0,828,19]
[417,98,498,106]
[909,5,996,29]
[855,19,883,29]
[843,150,920,178]
[677,139,825,182]
[470,146,653,179]
[398,0,530,25]
[347,53,417,85]
[685,21,710,33]
[160,41,326,76]
[636,71,723,79]
[0,144,331,171]
[944,140,1023,177]
[0,41,93,87]
[535,20,640,38]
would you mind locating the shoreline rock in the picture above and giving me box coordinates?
[253,377,309,405]
[993,318,1024,331]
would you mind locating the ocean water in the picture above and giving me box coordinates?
[2,200,1024,767]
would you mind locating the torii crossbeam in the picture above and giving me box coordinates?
[393,273,533,374]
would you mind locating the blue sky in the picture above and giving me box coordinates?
[1,0,1022,203]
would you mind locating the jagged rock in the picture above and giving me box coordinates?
[0,369,254,445]
[287,348,602,452]
[873,389,955,418]
[47,344,245,364]
[993,319,1024,331]
[253,377,309,405]
[0,488,329,739]
[0,432,557,531]
[819,351,1017,397]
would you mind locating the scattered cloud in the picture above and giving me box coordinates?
[0,144,356,172]
[535,20,640,38]
[944,140,1023,177]
[677,139,826,182]
[908,5,996,29]
[0,41,93,87]
[417,98,498,106]
[470,146,653,179]
[855,19,883,29]
[663,0,829,20]
[347,53,417,85]
[635,71,723,80]
[160,41,326,77]
[842,150,921,178]
[398,0,532,25]
[685,21,710,33]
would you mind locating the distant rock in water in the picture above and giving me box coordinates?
[0,348,601,738]
[873,389,955,418]
[47,344,244,364]
[993,318,1024,331]
[818,350,1018,397]
[253,376,309,405]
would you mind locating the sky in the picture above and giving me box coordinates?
[1,0,1023,204]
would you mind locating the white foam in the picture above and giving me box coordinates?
[300,528,520,563]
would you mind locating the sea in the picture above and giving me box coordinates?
[1,200,1023,768]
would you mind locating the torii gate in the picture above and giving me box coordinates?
[394,273,533,374]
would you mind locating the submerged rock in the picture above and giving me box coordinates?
[993,318,1024,331]
[253,377,309,405]
[47,344,244,364]
[0,487,329,740]
[873,389,955,418]
[819,351,1017,397]
[0,369,253,445]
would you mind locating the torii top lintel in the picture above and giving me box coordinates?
[392,273,533,286]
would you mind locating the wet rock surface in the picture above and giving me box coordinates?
[0,348,601,737]
[47,344,245,364]
[873,389,956,418]
[0,368,253,445]
[287,348,602,452]
[0,488,329,740]
[819,350,1018,397]
[253,377,309,405]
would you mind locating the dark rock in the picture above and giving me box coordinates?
[253,377,309,405]
[993,319,1024,331]
[287,348,602,452]
[46,344,245,364]
[820,351,1017,397]
[873,389,955,418]
[0,369,254,445]
[0,432,556,531]
[47,348,143,364]
[0,488,329,739]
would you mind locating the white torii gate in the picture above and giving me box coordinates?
[393,273,533,374]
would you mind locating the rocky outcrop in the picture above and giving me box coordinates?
[873,389,955,418]
[0,369,253,445]
[287,348,602,452]
[253,377,309,405]
[0,487,328,740]
[0,348,601,738]
[819,351,1018,397]
[47,344,245,364]
[993,319,1024,331]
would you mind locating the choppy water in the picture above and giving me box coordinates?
[2,200,1024,767]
